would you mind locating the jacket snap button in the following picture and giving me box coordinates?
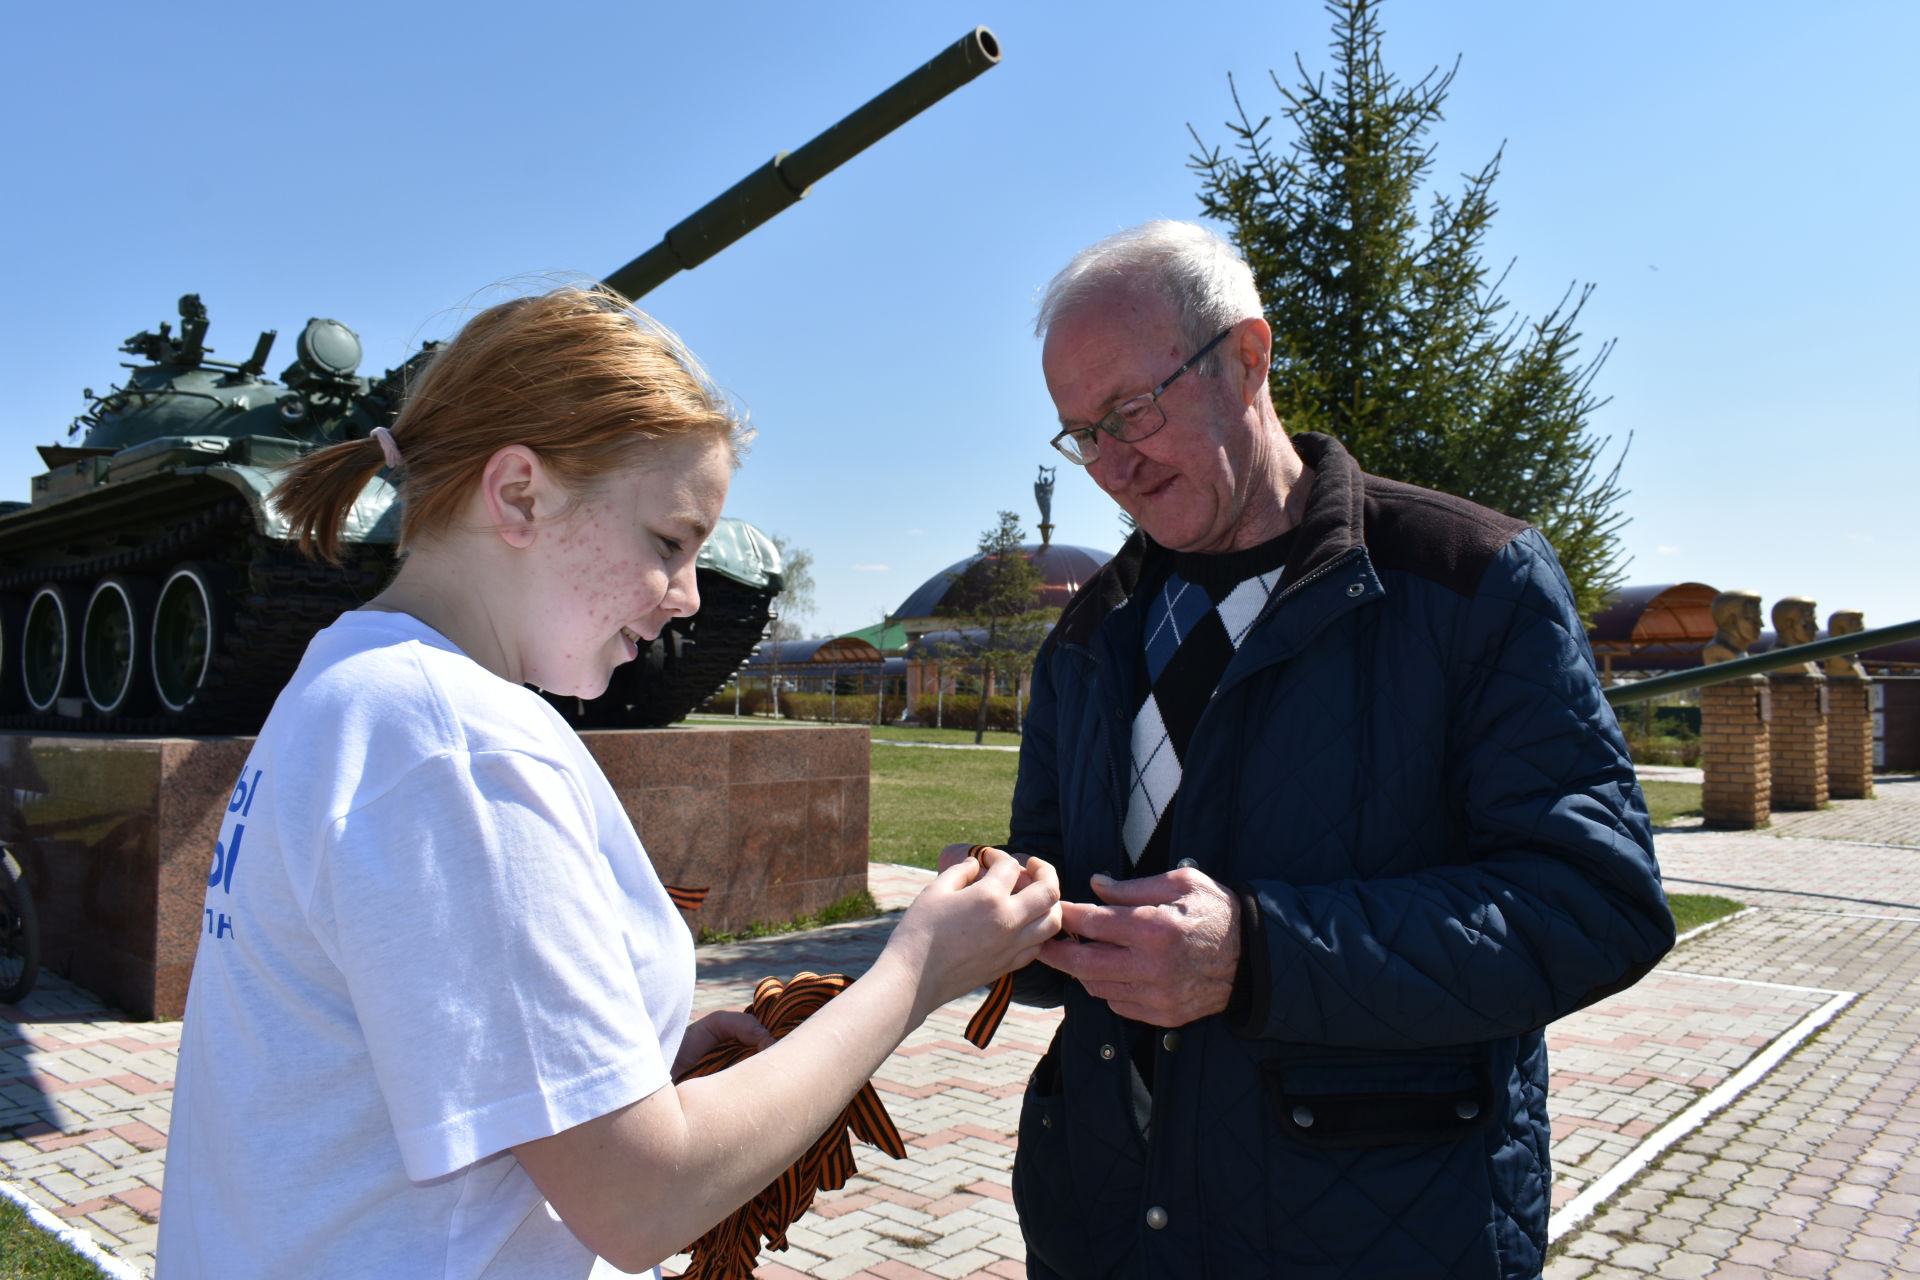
[1291,1105,1315,1128]
[1161,1032,1180,1052]
[1100,1044,1116,1060]
[1455,1099,1480,1120]
[1346,581,1365,597]
[1145,1206,1169,1230]
[1041,1113,1053,1128]
[1176,857,1197,869]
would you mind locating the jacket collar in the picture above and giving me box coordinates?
[1052,431,1371,650]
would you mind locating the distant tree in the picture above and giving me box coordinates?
[1189,0,1628,620]
[766,532,817,645]
[763,532,817,716]
[942,511,1049,744]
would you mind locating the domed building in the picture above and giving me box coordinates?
[883,509,1113,719]
[889,540,1111,633]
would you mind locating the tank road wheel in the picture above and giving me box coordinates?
[82,575,159,717]
[20,585,81,715]
[0,595,23,714]
[152,563,233,717]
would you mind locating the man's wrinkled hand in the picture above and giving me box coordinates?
[1037,867,1242,1027]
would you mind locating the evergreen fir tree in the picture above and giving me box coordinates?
[1190,0,1628,619]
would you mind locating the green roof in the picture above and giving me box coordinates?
[840,620,909,653]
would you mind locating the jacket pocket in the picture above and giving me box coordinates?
[1012,1035,1085,1273]
[1263,1051,1496,1150]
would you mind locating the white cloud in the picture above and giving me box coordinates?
[1657,545,1682,555]
[850,563,890,572]
[906,529,925,536]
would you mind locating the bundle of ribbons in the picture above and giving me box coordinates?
[664,847,1019,1280]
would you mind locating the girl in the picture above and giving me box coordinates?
[156,287,1059,1279]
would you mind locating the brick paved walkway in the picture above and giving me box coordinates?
[3,778,1917,1278]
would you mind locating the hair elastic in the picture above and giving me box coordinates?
[370,426,402,469]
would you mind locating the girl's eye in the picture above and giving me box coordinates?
[660,537,683,557]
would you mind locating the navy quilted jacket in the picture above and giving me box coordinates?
[1007,433,1674,1279]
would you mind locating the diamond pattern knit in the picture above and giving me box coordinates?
[1123,533,1293,874]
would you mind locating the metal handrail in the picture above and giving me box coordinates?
[1603,618,1920,706]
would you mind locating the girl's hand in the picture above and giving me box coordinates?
[672,1010,774,1080]
[889,847,1062,1021]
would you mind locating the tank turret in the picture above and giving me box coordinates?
[0,28,1002,733]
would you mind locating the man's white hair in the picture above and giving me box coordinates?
[1035,220,1263,373]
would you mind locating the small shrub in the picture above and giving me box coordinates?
[697,684,771,716]
[776,692,907,724]
[912,693,1022,732]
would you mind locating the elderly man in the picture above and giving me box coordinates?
[987,221,1674,1278]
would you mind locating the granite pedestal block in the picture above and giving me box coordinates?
[0,725,868,1020]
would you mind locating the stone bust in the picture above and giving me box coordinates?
[1823,609,1867,678]
[1771,596,1820,676]
[1701,589,1763,665]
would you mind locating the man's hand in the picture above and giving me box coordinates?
[1038,867,1242,1027]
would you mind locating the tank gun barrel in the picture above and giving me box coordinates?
[1603,616,1920,706]
[603,26,1001,301]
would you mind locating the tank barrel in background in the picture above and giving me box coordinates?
[1603,616,1920,706]
[602,26,1001,301]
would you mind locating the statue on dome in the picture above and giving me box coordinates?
[1035,465,1057,546]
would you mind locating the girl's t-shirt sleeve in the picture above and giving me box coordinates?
[307,747,672,1182]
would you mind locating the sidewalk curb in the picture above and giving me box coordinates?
[1,1176,146,1280]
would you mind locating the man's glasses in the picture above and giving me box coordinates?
[1049,325,1235,466]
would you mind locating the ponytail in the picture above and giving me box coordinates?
[274,434,399,563]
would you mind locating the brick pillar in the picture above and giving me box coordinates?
[1826,675,1875,800]
[1769,673,1829,810]
[1701,675,1770,829]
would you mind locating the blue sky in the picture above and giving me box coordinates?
[5,1,1915,639]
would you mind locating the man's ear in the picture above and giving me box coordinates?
[1232,317,1274,406]
[478,445,547,549]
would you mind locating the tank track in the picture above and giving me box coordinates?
[549,572,776,729]
[0,501,391,735]
[4,504,770,735]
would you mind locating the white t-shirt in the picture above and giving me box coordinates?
[157,611,694,1279]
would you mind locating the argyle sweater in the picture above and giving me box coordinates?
[1124,530,1295,877]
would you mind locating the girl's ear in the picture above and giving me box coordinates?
[478,445,548,549]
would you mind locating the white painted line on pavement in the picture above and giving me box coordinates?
[1656,968,1857,997]
[1547,984,1857,1244]
[0,1176,147,1280]
[1670,907,1753,946]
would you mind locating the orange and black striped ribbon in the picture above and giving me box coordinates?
[672,971,908,1280]
[961,845,1017,1051]
[664,884,709,912]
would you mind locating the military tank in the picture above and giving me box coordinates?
[0,27,1001,735]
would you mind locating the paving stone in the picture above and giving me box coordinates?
[6,780,1920,1279]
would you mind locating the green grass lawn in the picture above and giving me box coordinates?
[868,742,1020,868]
[869,725,1025,749]
[1641,780,1703,827]
[0,1196,110,1280]
[1668,893,1742,934]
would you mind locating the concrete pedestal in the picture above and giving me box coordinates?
[0,724,868,1020]
[1768,674,1829,811]
[1826,676,1875,800]
[1701,676,1770,830]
